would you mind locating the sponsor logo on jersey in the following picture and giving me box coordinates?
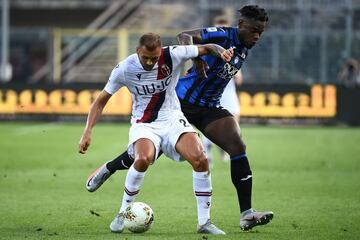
[217,62,239,80]
[135,75,172,95]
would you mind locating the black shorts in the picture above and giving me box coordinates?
[180,100,233,133]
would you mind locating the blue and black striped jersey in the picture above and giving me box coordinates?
[176,27,248,108]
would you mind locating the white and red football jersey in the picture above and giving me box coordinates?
[104,45,198,124]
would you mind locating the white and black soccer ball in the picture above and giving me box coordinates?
[123,202,154,233]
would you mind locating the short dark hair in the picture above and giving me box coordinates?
[238,5,269,22]
[213,16,230,26]
[138,33,162,51]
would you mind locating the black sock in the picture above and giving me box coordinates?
[106,150,164,174]
[230,153,252,214]
[106,150,134,174]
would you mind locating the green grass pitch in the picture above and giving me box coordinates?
[0,122,359,240]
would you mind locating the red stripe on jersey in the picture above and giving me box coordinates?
[136,47,172,123]
[136,91,166,123]
[157,48,166,80]
[157,47,173,80]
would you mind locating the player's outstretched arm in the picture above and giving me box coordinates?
[79,90,112,154]
[177,30,233,76]
[177,29,209,78]
[198,44,234,62]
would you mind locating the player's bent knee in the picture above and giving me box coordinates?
[133,156,152,171]
[227,139,246,155]
[240,142,246,152]
[189,152,209,172]
[137,156,152,165]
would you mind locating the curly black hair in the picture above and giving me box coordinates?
[238,5,269,22]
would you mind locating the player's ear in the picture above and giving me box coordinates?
[238,19,245,28]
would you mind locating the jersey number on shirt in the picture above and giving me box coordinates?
[179,118,190,127]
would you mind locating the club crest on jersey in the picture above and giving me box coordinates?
[234,56,240,64]
[136,73,141,80]
[161,64,171,77]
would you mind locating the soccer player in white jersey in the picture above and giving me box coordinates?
[78,33,233,235]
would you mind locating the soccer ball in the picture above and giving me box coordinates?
[123,202,154,233]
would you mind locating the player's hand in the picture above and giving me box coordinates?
[193,58,209,78]
[221,47,234,62]
[79,131,91,154]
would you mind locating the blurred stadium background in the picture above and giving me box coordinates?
[1,1,360,239]
[0,0,359,123]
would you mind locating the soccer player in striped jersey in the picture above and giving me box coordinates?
[174,6,273,231]
[85,5,274,231]
[79,33,233,234]
[201,15,243,166]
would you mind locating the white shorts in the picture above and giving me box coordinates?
[220,78,240,116]
[127,111,196,162]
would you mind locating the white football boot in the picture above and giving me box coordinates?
[86,163,112,192]
[240,209,274,231]
[197,219,226,235]
[110,212,125,233]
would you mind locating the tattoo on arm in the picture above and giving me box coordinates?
[176,29,203,45]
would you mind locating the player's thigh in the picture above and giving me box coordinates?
[162,113,197,161]
[133,138,156,163]
[128,124,161,163]
[204,116,245,155]
[175,132,208,171]
[175,132,204,161]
